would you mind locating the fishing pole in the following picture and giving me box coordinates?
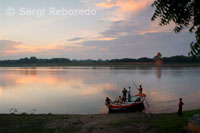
[133,81,138,89]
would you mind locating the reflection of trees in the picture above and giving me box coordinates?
[109,66,153,75]
[161,67,190,77]
[19,68,37,76]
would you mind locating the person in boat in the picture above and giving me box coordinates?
[128,87,131,102]
[105,97,112,106]
[122,88,127,102]
[178,98,184,116]
[138,85,143,97]
[116,96,122,103]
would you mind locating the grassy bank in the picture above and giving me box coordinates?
[0,109,199,133]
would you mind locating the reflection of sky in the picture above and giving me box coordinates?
[0,67,200,114]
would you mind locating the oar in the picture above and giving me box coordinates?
[133,81,150,108]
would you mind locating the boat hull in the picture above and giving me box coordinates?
[107,97,145,112]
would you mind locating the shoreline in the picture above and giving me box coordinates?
[0,109,199,132]
[1,63,200,67]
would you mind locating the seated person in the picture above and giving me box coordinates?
[105,97,112,105]
[116,96,122,103]
[122,96,127,102]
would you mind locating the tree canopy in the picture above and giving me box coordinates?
[151,0,200,57]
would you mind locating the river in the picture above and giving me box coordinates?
[0,66,199,114]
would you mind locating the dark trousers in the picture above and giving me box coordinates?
[178,107,182,116]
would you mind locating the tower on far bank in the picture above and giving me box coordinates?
[155,52,163,65]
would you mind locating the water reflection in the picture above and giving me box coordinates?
[0,85,3,94]
[0,67,200,114]
[156,66,161,79]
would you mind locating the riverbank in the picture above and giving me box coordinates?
[0,109,199,133]
[1,63,200,68]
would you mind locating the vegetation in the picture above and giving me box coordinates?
[148,109,200,132]
[151,0,200,57]
[0,56,200,66]
[0,109,199,133]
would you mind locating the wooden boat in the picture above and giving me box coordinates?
[106,94,146,112]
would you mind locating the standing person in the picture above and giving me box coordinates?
[128,87,131,102]
[122,88,127,102]
[138,85,143,97]
[178,98,184,116]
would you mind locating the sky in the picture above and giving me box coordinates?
[0,0,195,60]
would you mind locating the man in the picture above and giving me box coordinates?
[138,85,143,97]
[178,98,184,116]
[122,88,127,102]
[128,87,131,102]
[105,97,112,106]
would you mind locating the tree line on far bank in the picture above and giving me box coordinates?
[0,55,200,66]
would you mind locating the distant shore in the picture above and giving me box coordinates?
[1,62,200,67]
[1,55,200,67]
[0,109,199,132]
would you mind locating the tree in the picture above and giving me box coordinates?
[151,0,200,57]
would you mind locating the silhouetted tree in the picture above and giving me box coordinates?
[110,58,137,62]
[136,57,154,62]
[29,57,37,63]
[151,0,200,57]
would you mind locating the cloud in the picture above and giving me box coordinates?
[82,31,195,58]
[0,40,23,55]
[0,40,67,56]
[97,0,153,12]
[0,39,112,59]
[0,39,79,58]
[0,1,195,60]
[79,2,195,59]
[68,37,85,42]
[0,40,21,49]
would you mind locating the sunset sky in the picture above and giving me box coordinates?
[0,0,195,60]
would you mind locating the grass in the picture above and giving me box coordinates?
[147,109,200,132]
[106,110,200,133]
[0,110,199,133]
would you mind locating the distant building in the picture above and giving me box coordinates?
[155,52,163,65]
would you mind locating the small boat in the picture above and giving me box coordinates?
[106,94,146,112]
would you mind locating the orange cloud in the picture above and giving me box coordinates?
[139,21,176,35]
[140,29,160,35]
[92,37,117,41]
[0,39,86,56]
[97,0,153,12]
[0,40,66,56]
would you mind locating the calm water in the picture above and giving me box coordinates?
[0,66,200,114]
